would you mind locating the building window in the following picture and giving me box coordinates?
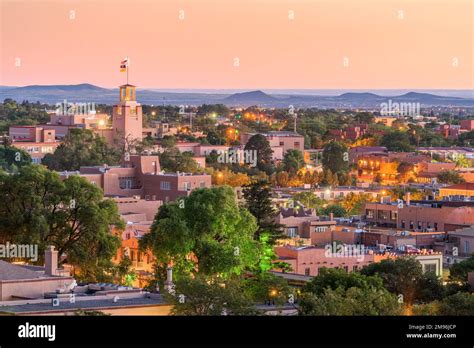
[464,241,470,254]
[434,222,438,231]
[305,268,310,276]
[183,182,191,191]
[160,181,171,190]
[424,263,437,274]
[200,181,206,188]
[343,266,349,273]
[367,210,374,219]
[315,226,327,233]
[120,178,133,189]
[279,142,284,146]
[287,227,298,238]
[352,265,358,271]
[42,146,54,153]
[401,220,406,228]
[26,146,39,153]
[294,142,300,148]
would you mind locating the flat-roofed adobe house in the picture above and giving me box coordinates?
[0,247,74,301]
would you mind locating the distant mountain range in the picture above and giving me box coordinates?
[1,84,473,108]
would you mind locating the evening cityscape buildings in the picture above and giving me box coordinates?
[1,80,473,318]
[0,5,473,344]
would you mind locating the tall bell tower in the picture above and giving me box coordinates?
[112,84,143,145]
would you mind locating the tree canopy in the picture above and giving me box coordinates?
[244,134,274,173]
[0,165,124,281]
[140,186,261,284]
[0,145,31,171]
[42,128,121,171]
[361,257,444,305]
[322,141,348,174]
[242,180,284,243]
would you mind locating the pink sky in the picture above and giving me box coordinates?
[1,0,472,89]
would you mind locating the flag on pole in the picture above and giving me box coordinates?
[120,58,129,72]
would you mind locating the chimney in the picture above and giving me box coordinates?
[329,212,334,221]
[164,266,175,294]
[45,246,58,276]
[405,192,411,206]
[166,267,173,284]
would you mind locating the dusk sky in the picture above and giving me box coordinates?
[1,0,473,89]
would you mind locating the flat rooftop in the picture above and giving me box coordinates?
[0,296,166,315]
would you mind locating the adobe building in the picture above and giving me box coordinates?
[349,146,388,164]
[61,154,211,202]
[448,226,474,258]
[439,182,474,199]
[0,247,74,301]
[274,245,375,276]
[365,200,474,232]
[240,131,304,160]
[275,203,337,240]
[356,152,430,184]
[417,147,474,166]
[416,161,457,184]
[274,245,443,277]
[460,119,474,131]
[8,126,59,164]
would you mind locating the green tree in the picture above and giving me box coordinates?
[361,257,444,305]
[380,130,414,152]
[341,192,374,216]
[206,129,226,145]
[160,135,177,148]
[0,165,123,281]
[353,112,374,124]
[299,287,401,316]
[303,267,385,293]
[160,149,200,173]
[414,292,474,316]
[242,272,292,306]
[244,134,274,173]
[166,275,259,316]
[282,149,305,175]
[0,99,50,133]
[437,170,465,184]
[242,180,284,243]
[449,254,474,283]
[140,186,261,283]
[322,141,348,174]
[0,145,31,171]
[437,292,474,315]
[292,191,325,210]
[42,128,121,171]
[457,130,474,147]
[454,155,469,168]
[322,204,346,217]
